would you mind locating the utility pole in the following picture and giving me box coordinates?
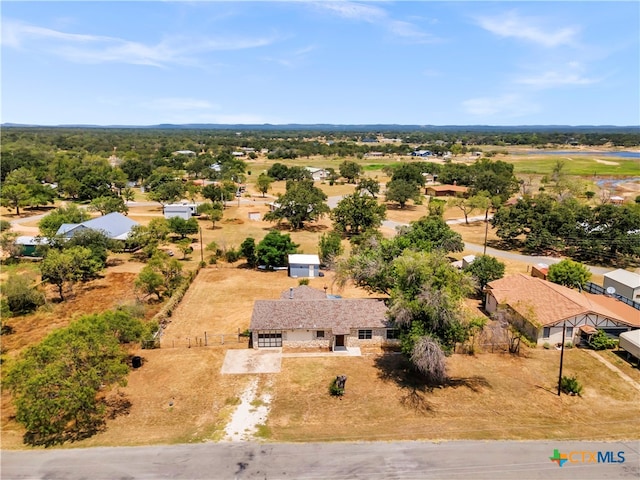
[557,320,567,396]
[199,226,204,263]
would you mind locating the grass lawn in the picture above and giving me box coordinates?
[508,154,639,177]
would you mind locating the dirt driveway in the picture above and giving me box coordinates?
[220,348,282,374]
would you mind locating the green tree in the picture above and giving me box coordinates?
[176,238,194,260]
[134,266,165,300]
[197,201,224,229]
[38,205,90,238]
[255,173,273,197]
[547,259,592,289]
[255,231,299,269]
[449,196,477,224]
[356,177,380,198]
[263,180,329,230]
[240,237,258,268]
[5,310,146,446]
[318,231,344,266]
[463,255,505,293]
[385,179,421,209]
[0,168,39,215]
[168,217,199,239]
[147,181,185,206]
[89,196,128,216]
[201,183,235,205]
[339,160,362,183]
[40,247,102,301]
[331,193,386,236]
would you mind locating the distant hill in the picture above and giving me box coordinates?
[2,123,639,133]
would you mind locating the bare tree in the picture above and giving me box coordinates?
[410,336,448,384]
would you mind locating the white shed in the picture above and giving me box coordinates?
[618,330,640,361]
[288,254,321,278]
[603,269,640,303]
[164,203,198,220]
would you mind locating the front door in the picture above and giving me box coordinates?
[335,335,345,347]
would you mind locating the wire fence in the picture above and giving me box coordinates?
[148,330,250,349]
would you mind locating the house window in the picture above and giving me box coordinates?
[386,329,399,340]
[543,327,551,339]
[358,329,372,340]
[566,327,574,338]
[316,330,325,338]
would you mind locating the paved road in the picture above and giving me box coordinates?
[2,440,638,479]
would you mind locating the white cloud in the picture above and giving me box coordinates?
[462,93,540,118]
[1,19,277,67]
[476,11,579,48]
[313,1,437,43]
[514,61,599,89]
[262,44,317,68]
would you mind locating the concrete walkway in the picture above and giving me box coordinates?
[282,347,361,358]
[584,349,640,392]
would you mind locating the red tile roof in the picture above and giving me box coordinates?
[487,274,640,327]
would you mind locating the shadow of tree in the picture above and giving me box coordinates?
[374,353,492,413]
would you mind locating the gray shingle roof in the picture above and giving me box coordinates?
[279,285,328,300]
[250,298,390,331]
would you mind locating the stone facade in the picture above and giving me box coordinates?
[252,328,400,350]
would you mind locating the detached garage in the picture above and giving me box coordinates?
[288,254,320,278]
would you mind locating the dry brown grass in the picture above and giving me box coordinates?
[267,348,640,442]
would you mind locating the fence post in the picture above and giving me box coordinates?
[205,331,208,346]
[188,337,191,348]
[221,334,224,345]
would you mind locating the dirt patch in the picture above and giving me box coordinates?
[222,377,272,442]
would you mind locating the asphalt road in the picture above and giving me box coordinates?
[2,440,639,480]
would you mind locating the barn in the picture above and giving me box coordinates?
[288,254,321,278]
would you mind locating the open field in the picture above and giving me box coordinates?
[508,154,640,177]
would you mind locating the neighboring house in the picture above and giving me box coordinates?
[15,236,48,257]
[425,185,469,197]
[164,203,198,220]
[250,286,398,350]
[288,254,321,278]
[411,150,432,157]
[531,263,549,280]
[55,212,140,241]
[603,269,640,303]
[305,167,329,181]
[485,274,640,346]
[173,150,196,156]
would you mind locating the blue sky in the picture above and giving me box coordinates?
[2,1,639,126]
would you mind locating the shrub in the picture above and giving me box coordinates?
[329,378,345,396]
[0,274,45,316]
[543,342,551,350]
[224,248,241,263]
[564,341,573,349]
[560,375,583,396]
[0,220,11,232]
[298,278,309,286]
[588,330,617,350]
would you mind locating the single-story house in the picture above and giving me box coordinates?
[56,212,140,241]
[15,236,49,257]
[603,269,640,303]
[485,274,640,346]
[164,203,198,220]
[250,286,398,350]
[305,167,329,181]
[288,254,320,278]
[411,150,432,157]
[425,185,469,197]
